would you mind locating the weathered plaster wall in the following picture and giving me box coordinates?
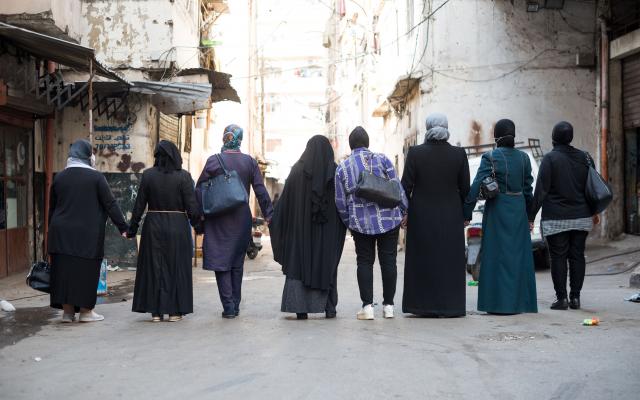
[0,0,84,40]
[81,0,199,69]
[418,0,598,155]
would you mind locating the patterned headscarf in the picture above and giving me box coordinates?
[222,124,243,151]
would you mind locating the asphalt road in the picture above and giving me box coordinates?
[1,238,639,400]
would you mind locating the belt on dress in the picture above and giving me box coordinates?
[147,210,186,214]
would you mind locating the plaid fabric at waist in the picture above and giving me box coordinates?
[542,217,593,237]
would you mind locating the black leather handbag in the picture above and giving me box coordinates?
[26,261,51,293]
[584,153,612,214]
[355,153,403,209]
[201,154,249,216]
[479,151,499,200]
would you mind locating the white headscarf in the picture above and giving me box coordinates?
[65,155,96,170]
[425,113,450,142]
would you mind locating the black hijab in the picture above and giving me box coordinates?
[552,121,574,145]
[494,119,516,148]
[269,134,346,290]
[300,135,336,224]
[154,140,182,173]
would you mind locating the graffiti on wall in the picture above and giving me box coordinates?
[95,123,133,151]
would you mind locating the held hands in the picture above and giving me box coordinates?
[464,221,470,227]
[593,214,601,225]
[400,215,408,229]
[529,221,534,232]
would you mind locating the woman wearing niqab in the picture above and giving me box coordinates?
[128,140,201,322]
[463,119,538,314]
[270,135,347,319]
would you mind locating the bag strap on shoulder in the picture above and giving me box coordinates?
[215,153,230,176]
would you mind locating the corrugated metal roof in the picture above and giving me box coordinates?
[79,81,216,115]
[0,22,129,84]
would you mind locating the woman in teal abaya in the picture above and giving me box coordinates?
[464,119,538,314]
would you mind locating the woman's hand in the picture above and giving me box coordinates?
[593,214,601,225]
[400,215,408,229]
[529,221,534,232]
[464,221,470,227]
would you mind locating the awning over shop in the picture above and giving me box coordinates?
[79,81,222,115]
[177,68,241,103]
[0,22,128,84]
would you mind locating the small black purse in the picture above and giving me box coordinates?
[479,152,499,200]
[26,261,51,293]
[355,153,403,209]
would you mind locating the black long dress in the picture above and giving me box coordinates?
[270,136,347,315]
[401,140,470,317]
[128,152,201,316]
[48,166,128,310]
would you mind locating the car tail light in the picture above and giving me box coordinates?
[467,227,482,238]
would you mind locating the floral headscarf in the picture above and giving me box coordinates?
[222,124,244,151]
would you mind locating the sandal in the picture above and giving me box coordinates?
[151,314,162,322]
[168,315,183,322]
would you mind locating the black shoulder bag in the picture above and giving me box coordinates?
[201,154,249,216]
[355,153,403,208]
[584,152,612,214]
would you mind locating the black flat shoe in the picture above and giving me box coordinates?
[569,297,580,310]
[222,311,236,319]
[325,311,336,319]
[234,309,240,317]
[296,313,308,320]
[550,298,569,310]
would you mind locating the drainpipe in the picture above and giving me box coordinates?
[600,19,609,181]
[43,61,55,254]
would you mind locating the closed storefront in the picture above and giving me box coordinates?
[622,53,640,234]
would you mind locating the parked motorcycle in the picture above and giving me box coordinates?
[246,217,265,260]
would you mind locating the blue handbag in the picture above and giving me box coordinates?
[201,154,248,216]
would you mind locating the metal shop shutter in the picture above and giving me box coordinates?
[158,112,180,146]
[623,53,640,129]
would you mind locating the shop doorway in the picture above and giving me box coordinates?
[0,124,30,277]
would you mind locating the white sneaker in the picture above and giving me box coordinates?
[356,305,374,320]
[61,313,75,323]
[383,304,394,319]
[79,311,104,323]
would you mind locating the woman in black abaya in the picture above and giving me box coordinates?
[128,141,201,322]
[270,135,347,320]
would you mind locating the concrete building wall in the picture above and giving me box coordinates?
[421,0,598,155]
[82,0,199,69]
[0,0,84,40]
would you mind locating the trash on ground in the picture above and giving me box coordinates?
[106,265,121,272]
[127,267,137,271]
[624,293,640,303]
[582,318,600,326]
[0,299,16,312]
[467,280,479,286]
[34,357,42,362]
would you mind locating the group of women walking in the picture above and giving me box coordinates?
[47,114,599,323]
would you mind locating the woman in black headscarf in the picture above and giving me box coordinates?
[128,140,201,322]
[463,119,538,314]
[270,135,347,319]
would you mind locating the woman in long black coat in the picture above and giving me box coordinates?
[128,141,201,322]
[270,135,347,320]
[401,114,470,317]
[49,139,128,323]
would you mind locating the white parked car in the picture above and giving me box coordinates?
[464,140,550,281]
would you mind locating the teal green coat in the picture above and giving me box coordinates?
[464,148,538,314]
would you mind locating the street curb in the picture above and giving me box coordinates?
[630,265,640,288]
